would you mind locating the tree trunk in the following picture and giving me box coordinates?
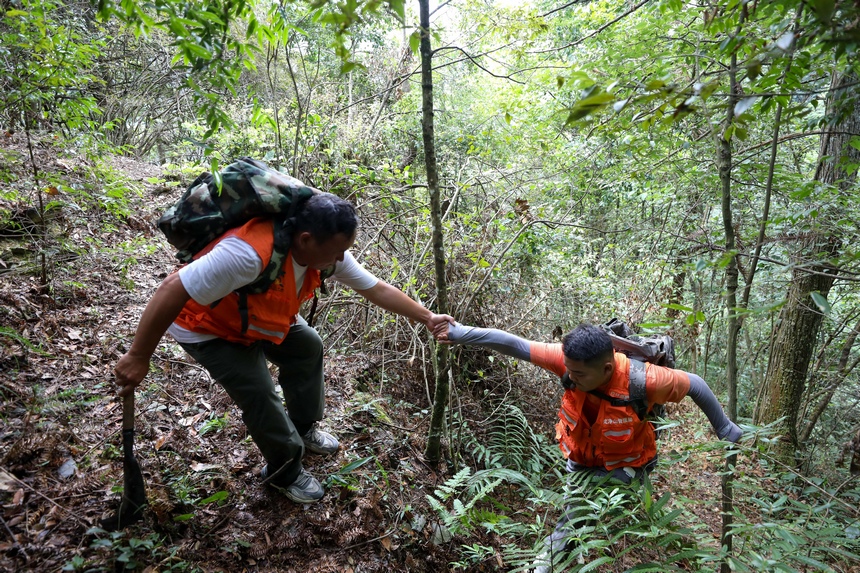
[754,71,860,462]
[419,0,451,464]
[717,32,741,573]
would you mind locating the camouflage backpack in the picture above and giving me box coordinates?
[157,157,318,295]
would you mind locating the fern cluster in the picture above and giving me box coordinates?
[431,403,860,572]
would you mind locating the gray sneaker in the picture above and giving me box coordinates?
[301,424,340,455]
[262,466,324,504]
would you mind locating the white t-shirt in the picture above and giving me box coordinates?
[167,237,379,343]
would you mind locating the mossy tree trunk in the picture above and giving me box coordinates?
[418,0,451,465]
[754,71,860,462]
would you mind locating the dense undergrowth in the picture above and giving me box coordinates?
[1,136,858,572]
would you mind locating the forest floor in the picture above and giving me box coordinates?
[1,134,744,572]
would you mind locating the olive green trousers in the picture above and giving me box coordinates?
[179,315,324,486]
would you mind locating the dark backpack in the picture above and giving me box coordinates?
[562,319,676,438]
[157,157,317,295]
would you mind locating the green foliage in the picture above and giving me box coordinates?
[324,455,374,491]
[93,0,407,139]
[77,528,203,572]
[433,404,860,571]
[459,403,556,475]
[197,412,229,436]
[726,470,860,572]
[0,0,104,132]
[0,326,50,356]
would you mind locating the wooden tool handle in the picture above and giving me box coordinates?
[122,393,135,431]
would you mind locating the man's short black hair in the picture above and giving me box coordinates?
[294,192,359,242]
[562,324,614,364]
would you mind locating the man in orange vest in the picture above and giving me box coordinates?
[438,321,741,571]
[115,192,454,504]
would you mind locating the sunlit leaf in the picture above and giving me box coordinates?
[776,31,794,51]
[734,97,756,117]
[810,291,831,315]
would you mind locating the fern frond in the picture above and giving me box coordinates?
[433,466,472,500]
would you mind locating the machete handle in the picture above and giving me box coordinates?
[122,392,135,432]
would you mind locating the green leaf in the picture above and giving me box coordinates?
[195,11,224,25]
[337,456,374,474]
[409,30,420,54]
[811,0,835,23]
[200,491,229,505]
[662,303,694,312]
[810,291,831,315]
[185,43,213,60]
[577,92,615,107]
[173,513,194,522]
[168,17,190,37]
[504,112,512,125]
[387,0,405,21]
[4,9,28,16]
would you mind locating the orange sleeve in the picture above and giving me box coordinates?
[528,342,567,377]
[645,363,690,404]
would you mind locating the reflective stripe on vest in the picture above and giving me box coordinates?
[605,455,641,468]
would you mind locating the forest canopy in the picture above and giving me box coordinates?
[1,0,859,571]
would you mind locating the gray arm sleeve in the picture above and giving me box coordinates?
[446,323,532,362]
[687,373,743,442]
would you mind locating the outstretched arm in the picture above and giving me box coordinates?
[686,374,743,442]
[439,323,568,377]
[114,273,191,397]
[443,323,532,361]
[355,280,454,331]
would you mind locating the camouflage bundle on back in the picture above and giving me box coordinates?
[157,157,317,294]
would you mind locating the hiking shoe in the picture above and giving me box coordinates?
[262,466,324,504]
[301,424,339,455]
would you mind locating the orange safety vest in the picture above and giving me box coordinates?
[554,353,657,470]
[174,217,320,345]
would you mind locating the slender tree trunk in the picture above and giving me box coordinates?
[265,42,284,168]
[754,71,859,461]
[419,0,451,464]
[716,32,741,572]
